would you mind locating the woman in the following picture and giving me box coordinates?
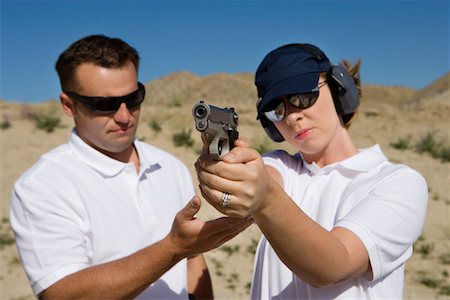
[195,43,428,299]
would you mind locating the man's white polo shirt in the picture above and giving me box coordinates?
[251,145,428,300]
[11,130,195,298]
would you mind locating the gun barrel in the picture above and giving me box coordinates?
[192,101,240,160]
[192,101,238,131]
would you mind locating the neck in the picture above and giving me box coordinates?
[302,129,358,167]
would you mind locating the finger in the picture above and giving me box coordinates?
[223,145,261,164]
[206,218,254,246]
[201,133,210,154]
[203,216,253,235]
[178,196,202,220]
[234,138,251,148]
[197,181,226,213]
[196,157,253,182]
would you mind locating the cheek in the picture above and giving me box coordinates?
[75,113,108,137]
[274,122,291,138]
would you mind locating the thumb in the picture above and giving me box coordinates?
[180,196,201,219]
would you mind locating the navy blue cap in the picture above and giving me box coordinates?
[256,43,332,116]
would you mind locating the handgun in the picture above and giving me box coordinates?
[192,101,239,160]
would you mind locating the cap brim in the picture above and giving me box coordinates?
[258,72,320,115]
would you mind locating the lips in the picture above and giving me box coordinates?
[294,128,312,140]
[110,126,132,134]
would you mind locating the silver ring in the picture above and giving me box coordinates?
[220,192,231,207]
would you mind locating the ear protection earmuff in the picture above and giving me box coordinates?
[257,43,360,142]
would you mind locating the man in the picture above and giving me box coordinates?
[10,34,252,299]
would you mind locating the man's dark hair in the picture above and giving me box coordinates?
[55,34,140,91]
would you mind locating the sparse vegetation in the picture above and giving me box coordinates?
[390,132,449,162]
[390,136,411,150]
[34,112,62,133]
[440,284,450,296]
[168,96,183,107]
[414,242,434,258]
[0,218,15,249]
[1,72,449,300]
[172,128,194,147]
[220,244,240,256]
[420,276,441,289]
[210,257,224,277]
[0,115,11,129]
[438,253,450,265]
[246,238,259,256]
[149,120,162,133]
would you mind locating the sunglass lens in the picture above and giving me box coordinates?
[264,101,285,122]
[92,99,121,113]
[290,91,319,109]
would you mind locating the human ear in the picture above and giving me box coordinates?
[60,92,76,118]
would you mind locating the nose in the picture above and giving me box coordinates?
[284,103,304,124]
[113,102,131,124]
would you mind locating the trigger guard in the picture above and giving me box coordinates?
[209,138,228,160]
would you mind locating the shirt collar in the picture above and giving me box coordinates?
[303,145,387,175]
[68,129,162,177]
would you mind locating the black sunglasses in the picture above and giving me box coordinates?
[263,81,327,122]
[65,82,146,114]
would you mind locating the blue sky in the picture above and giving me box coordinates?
[1,0,449,103]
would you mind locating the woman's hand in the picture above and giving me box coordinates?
[195,139,277,218]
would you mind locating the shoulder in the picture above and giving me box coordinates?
[370,161,427,187]
[263,150,303,170]
[14,143,73,186]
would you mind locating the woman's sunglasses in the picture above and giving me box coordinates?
[64,82,146,114]
[263,81,327,122]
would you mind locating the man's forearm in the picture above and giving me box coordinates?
[187,255,213,299]
[40,235,183,299]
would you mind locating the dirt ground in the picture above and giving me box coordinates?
[0,72,449,299]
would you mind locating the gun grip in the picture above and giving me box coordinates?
[228,129,239,151]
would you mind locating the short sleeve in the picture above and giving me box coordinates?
[263,150,302,190]
[336,166,428,281]
[10,178,89,295]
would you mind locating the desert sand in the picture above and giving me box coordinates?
[0,71,449,299]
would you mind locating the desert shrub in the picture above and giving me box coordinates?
[245,282,252,293]
[0,218,15,249]
[0,115,11,129]
[414,242,434,258]
[391,133,450,162]
[415,132,450,161]
[226,272,239,290]
[390,136,411,150]
[440,284,450,296]
[220,244,240,256]
[0,232,15,249]
[149,120,162,133]
[438,146,450,162]
[416,133,441,156]
[172,128,194,147]
[420,277,441,289]
[247,238,259,256]
[168,96,182,107]
[439,253,450,265]
[210,257,224,277]
[34,113,62,133]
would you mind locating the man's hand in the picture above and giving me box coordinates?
[166,196,254,259]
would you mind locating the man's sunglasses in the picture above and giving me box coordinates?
[263,81,327,122]
[64,82,146,114]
